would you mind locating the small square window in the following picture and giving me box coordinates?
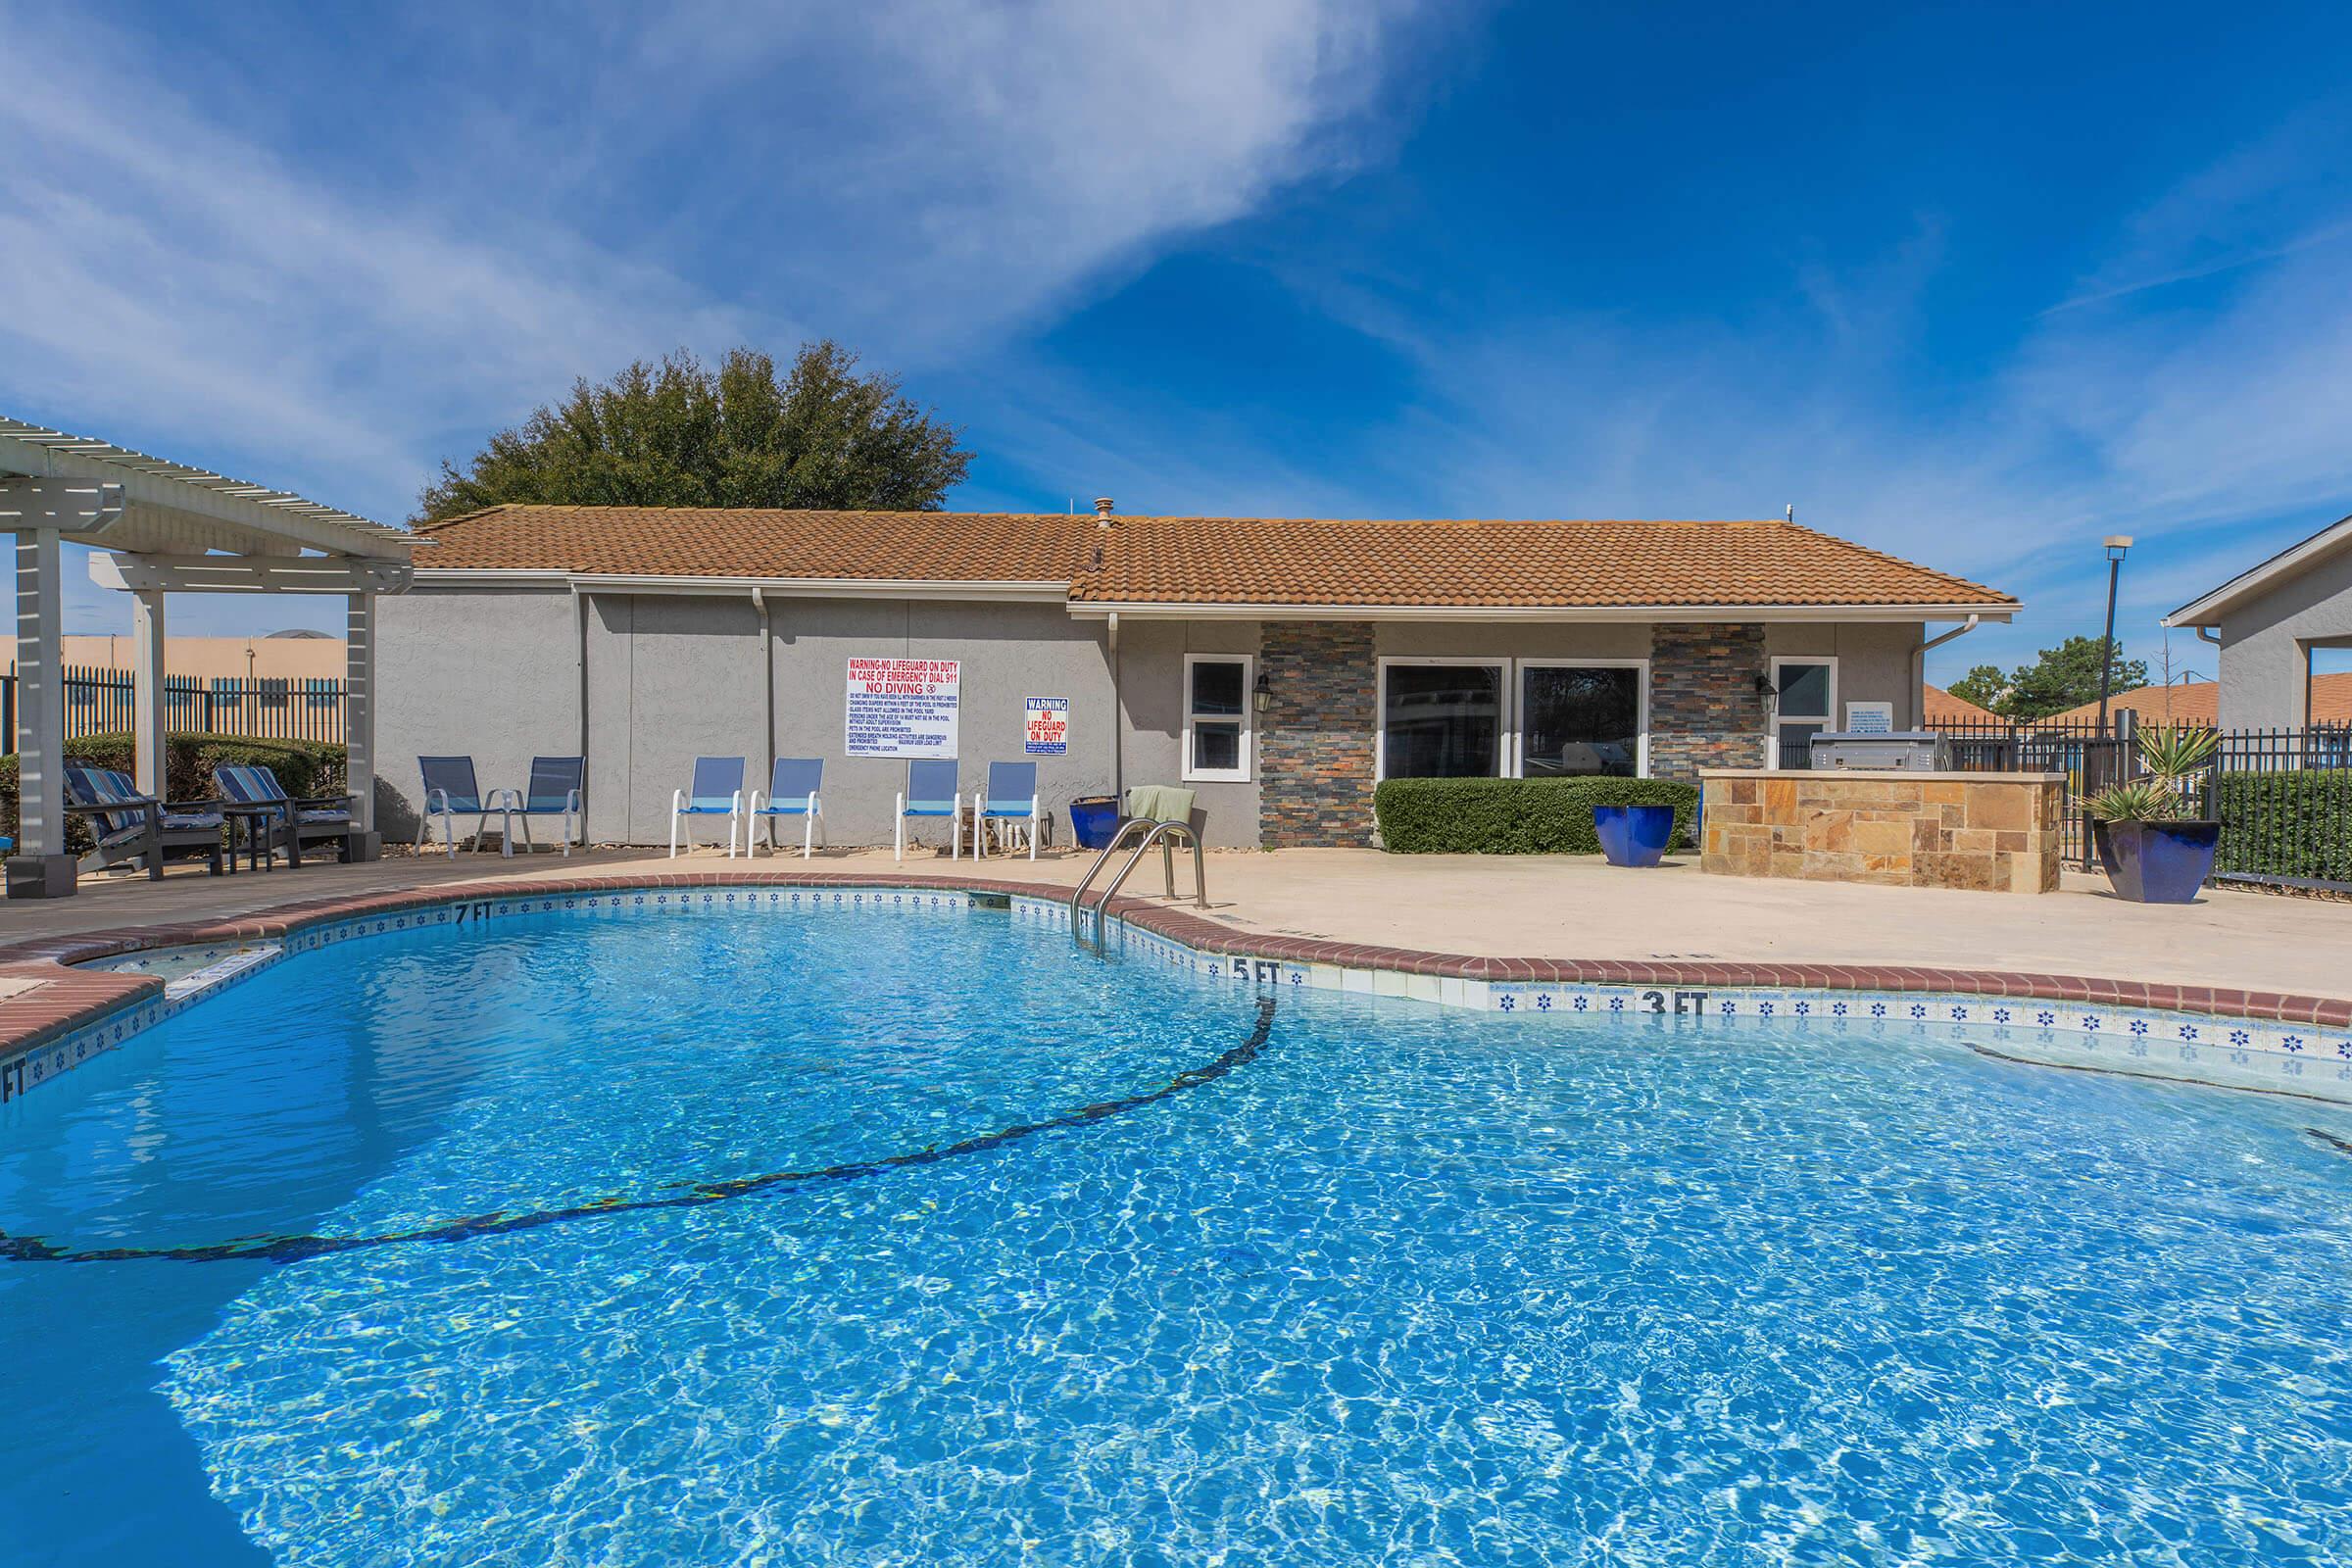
[1183,656,1254,783]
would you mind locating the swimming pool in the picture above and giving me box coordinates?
[4,892,2350,1565]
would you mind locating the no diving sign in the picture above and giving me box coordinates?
[1024,697,1069,756]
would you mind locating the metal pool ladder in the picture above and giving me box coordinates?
[1069,817,1207,952]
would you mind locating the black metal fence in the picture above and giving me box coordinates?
[2,664,347,748]
[1928,715,2352,890]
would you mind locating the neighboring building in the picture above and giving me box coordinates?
[2037,676,2352,729]
[1922,682,1998,723]
[2166,512,2352,727]
[15,632,347,681]
[379,505,2018,848]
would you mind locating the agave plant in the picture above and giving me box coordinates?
[2088,722,2219,821]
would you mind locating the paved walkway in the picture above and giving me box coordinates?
[4,843,2348,1001]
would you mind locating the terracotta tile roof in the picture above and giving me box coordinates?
[413,505,1102,582]
[414,506,2016,612]
[1074,516,2013,609]
[1923,682,1999,723]
[2039,676,2352,728]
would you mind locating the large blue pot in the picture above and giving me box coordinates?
[1068,796,1122,852]
[2094,819,2220,904]
[1594,804,1675,867]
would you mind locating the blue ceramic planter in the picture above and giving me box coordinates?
[1067,797,1122,852]
[1594,804,1675,867]
[2093,819,2220,904]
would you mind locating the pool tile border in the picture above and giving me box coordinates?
[4,868,2350,1105]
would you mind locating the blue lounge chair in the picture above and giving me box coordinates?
[748,758,824,859]
[416,755,497,858]
[895,760,964,861]
[216,763,356,867]
[669,756,746,858]
[62,762,225,879]
[973,761,1042,860]
[506,756,585,857]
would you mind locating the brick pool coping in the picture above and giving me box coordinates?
[4,864,2352,1071]
[4,867,2350,1067]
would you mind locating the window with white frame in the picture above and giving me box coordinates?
[1379,659,1506,779]
[1182,654,1253,782]
[1518,662,1646,777]
[1769,657,1838,769]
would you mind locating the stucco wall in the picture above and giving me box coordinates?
[767,598,1115,849]
[1764,621,1927,727]
[378,587,1929,848]
[377,588,579,842]
[2217,544,2352,727]
[1112,619,1262,848]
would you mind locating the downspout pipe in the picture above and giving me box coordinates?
[752,587,773,795]
[2194,626,2221,647]
[1912,614,1982,726]
[1107,612,1123,807]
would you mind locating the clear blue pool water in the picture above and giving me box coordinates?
[3,902,2350,1566]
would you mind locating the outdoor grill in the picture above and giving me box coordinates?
[1805,731,1951,770]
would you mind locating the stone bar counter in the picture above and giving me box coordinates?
[1699,769,2066,894]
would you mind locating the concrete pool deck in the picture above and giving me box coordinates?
[2,842,2347,1001]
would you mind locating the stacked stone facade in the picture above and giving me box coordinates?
[1259,620,1377,847]
[1647,623,1768,778]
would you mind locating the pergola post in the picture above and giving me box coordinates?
[344,588,380,859]
[7,527,74,897]
[132,588,167,796]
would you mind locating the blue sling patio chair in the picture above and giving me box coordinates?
[62,762,226,879]
[748,758,825,859]
[503,756,585,858]
[894,760,964,861]
[216,763,357,868]
[669,756,746,858]
[973,760,1042,860]
[416,755,498,858]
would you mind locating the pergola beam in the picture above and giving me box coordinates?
[1,419,406,559]
[88,553,413,595]
[0,475,125,533]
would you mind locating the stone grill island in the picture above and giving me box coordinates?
[1700,769,2066,893]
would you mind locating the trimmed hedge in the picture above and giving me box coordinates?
[1374,775,1700,855]
[2213,770,2352,884]
[0,733,346,851]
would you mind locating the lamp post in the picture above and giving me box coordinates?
[2095,535,2132,736]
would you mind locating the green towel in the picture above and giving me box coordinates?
[1124,784,1197,824]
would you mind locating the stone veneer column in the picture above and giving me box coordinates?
[1648,623,1768,778]
[1258,620,1378,847]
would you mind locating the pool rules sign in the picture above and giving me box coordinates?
[845,658,960,758]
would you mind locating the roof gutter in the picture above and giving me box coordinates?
[1064,600,2016,624]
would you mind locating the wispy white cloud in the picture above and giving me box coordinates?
[1,0,1437,632]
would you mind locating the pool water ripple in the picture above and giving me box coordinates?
[2,906,2349,1565]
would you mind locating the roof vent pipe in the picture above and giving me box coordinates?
[1094,497,1116,527]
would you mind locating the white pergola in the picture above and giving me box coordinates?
[3,416,415,898]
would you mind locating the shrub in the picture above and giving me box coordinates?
[0,733,346,850]
[2212,769,2352,884]
[1374,775,1700,855]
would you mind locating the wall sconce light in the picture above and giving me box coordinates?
[1253,670,1272,714]
[1751,671,1780,698]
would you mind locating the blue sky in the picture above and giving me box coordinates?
[5,1,2351,685]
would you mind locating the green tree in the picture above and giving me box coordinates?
[1984,635,2150,720]
[416,342,971,521]
[1945,663,2008,712]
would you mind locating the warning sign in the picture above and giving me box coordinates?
[1024,696,1069,756]
[845,658,960,759]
